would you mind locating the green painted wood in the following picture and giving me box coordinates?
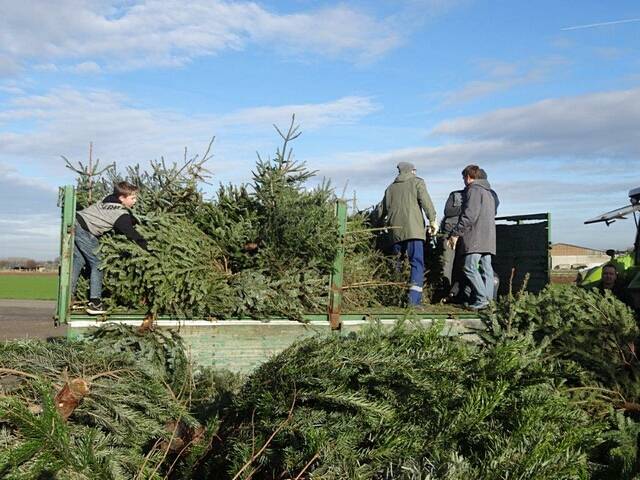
[67,317,483,373]
[55,185,76,325]
[328,199,348,328]
[67,310,480,323]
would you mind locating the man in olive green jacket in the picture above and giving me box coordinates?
[376,162,437,305]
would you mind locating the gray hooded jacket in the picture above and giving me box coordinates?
[76,194,147,249]
[450,179,496,255]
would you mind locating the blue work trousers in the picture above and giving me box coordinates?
[392,239,425,305]
[462,253,494,306]
[71,225,103,300]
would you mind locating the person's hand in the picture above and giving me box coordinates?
[447,236,459,250]
[428,221,439,237]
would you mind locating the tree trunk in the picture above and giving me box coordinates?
[55,378,89,420]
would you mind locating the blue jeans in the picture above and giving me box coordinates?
[392,239,425,305]
[462,253,494,305]
[71,225,103,300]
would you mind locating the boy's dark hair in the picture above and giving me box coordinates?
[602,263,617,274]
[113,181,139,197]
[461,165,480,179]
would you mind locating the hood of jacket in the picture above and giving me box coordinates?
[393,172,415,183]
[102,193,123,204]
[471,178,492,191]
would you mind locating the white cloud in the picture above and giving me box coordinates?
[4,85,637,185]
[0,82,25,95]
[593,46,626,60]
[0,165,59,259]
[549,36,575,49]
[221,96,379,129]
[318,87,640,184]
[0,163,59,215]
[0,54,21,76]
[0,87,379,180]
[0,0,402,72]
[68,61,103,74]
[0,215,60,259]
[441,56,569,105]
[432,87,640,159]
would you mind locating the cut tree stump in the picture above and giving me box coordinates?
[55,378,89,420]
[138,313,157,333]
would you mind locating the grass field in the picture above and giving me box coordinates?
[0,273,58,300]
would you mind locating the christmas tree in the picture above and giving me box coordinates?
[68,118,409,319]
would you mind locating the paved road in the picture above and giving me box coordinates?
[0,299,67,340]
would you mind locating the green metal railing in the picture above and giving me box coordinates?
[328,200,347,329]
[54,185,76,325]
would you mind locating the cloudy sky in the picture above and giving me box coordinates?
[1,0,639,259]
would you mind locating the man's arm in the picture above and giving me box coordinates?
[417,179,436,222]
[113,213,148,250]
[374,193,388,227]
[492,190,500,214]
[450,187,481,238]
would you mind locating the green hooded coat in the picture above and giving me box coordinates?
[377,173,436,244]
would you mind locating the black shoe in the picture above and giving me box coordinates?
[86,301,107,315]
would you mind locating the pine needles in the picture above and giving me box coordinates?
[200,323,603,479]
[0,325,238,479]
[479,284,640,479]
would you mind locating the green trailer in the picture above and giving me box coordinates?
[54,186,551,372]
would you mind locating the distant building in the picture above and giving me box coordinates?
[551,243,610,270]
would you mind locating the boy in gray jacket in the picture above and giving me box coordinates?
[71,181,147,314]
[447,165,497,310]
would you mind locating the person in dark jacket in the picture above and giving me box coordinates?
[447,165,497,310]
[376,162,437,305]
[440,189,464,300]
[71,181,147,315]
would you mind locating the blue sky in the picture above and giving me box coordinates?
[0,0,639,259]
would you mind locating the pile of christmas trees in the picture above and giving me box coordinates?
[3,286,640,478]
[0,323,235,478]
[190,285,640,479]
[70,120,405,318]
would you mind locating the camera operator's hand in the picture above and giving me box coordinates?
[447,236,459,250]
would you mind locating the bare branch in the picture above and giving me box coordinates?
[232,387,297,480]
